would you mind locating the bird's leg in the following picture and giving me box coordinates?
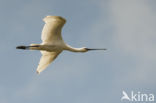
[16,45,40,50]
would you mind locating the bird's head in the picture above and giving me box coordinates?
[80,47,89,52]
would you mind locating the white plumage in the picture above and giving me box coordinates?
[16,16,106,74]
[36,16,65,73]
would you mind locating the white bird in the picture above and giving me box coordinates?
[16,16,106,74]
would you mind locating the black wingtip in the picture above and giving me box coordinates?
[16,46,27,49]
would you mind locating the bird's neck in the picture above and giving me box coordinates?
[65,45,87,52]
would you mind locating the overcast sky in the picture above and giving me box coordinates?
[0,0,156,103]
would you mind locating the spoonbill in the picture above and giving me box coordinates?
[16,16,106,74]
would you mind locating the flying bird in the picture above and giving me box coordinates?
[16,16,106,74]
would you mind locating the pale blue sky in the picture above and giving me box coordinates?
[0,0,156,103]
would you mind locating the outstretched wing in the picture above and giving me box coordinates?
[41,16,66,45]
[36,51,61,74]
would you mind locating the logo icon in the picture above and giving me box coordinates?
[121,91,131,101]
[121,90,154,102]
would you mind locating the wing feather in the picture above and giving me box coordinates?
[41,16,66,44]
[36,51,61,74]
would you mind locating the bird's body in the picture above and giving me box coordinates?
[17,16,106,74]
